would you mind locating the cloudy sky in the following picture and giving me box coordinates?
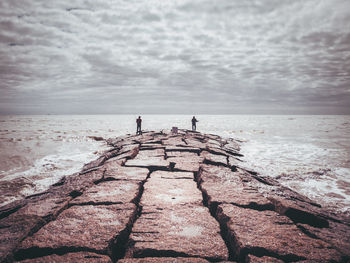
[0,0,349,114]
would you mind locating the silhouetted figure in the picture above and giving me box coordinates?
[191,116,198,131]
[136,116,142,135]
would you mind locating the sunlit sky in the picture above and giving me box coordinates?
[0,0,350,114]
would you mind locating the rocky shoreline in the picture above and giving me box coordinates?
[1,130,349,262]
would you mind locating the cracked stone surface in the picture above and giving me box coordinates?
[119,257,211,263]
[198,165,273,208]
[20,252,112,263]
[124,157,169,169]
[140,171,203,207]
[216,204,341,262]
[126,169,228,261]
[246,255,283,263]
[103,166,149,181]
[0,130,349,263]
[70,181,140,205]
[126,205,228,261]
[18,204,136,255]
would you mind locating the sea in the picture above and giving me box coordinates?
[0,115,349,214]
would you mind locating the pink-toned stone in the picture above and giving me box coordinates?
[165,146,201,154]
[103,166,149,181]
[126,205,228,261]
[20,252,112,263]
[137,149,165,158]
[296,221,350,256]
[18,195,70,220]
[167,158,202,172]
[0,214,45,262]
[246,255,283,263]
[140,143,164,149]
[19,204,136,254]
[228,156,244,167]
[201,151,227,166]
[166,151,199,158]
[198,165,272,208]
[119,257,210,263]
[216,204,341,261]
[70,180,140,205]
[140,171,202,207]
[125,157,169,169]
[162,137,187,146]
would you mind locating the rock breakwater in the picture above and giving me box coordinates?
[1,130,349,262]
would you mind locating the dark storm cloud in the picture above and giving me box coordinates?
[0,0,349,114]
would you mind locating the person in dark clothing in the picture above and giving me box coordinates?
[136,116,142,135]
[191,116,198,131]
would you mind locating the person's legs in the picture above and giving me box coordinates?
[137,125,142,135]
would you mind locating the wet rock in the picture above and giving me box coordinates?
[119,257,210,263]
[88,136,105,141]
[17,204,137,258]
[0,199,27,220]
[126,206,228,261]
[222,139,241,152]
[104,144,139,163]
[228,156,244,167]
[70,180,140,206]
[19,252,112,263]
[216,204,341,262]
[82,156,106,171]
[52,169,105,196]
[103,148,121,160]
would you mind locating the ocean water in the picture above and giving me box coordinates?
[0,115,349,213]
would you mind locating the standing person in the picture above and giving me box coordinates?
[136,116,142,135]
[191,116,198,131]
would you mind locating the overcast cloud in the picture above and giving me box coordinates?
[0,0,349,114]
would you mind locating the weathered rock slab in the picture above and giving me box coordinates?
[246,255,283,263]
[140,171,202,207]
[126,206,228,261]
[125,158,169,169]
[17,195,70,220]
[19,252,112,263]
[119,257,210,263]
[103,166,149,181]
[0,214,45,262]
[201,151,228,166]
[198,165,273,208]
[216,204,341,262]
[18,204,136,255]
[70,180,140,205]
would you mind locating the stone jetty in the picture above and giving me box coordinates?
[1,130,349,263]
